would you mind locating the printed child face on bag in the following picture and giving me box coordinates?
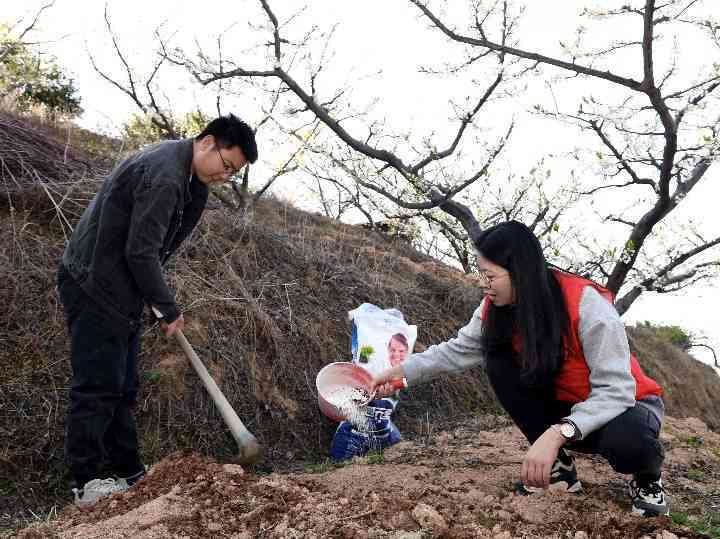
[387,333,410,367]
[349,303,417,377]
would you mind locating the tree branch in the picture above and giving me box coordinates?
[14,1,55,43]
[409,0,644,90]
[615,235,720,314]
[687,343,718,369]
[409,72,503,174]
[588,120,658,191]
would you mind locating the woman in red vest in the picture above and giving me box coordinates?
[372,220,667,517]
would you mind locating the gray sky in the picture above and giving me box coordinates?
[4,0,719,370]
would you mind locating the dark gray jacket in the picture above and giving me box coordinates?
[62,139,208,328]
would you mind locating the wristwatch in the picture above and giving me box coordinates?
[552,421,579,441]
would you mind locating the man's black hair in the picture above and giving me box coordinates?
[196,114,258,164]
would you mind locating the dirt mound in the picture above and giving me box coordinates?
[15,415,720,538]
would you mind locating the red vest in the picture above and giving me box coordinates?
[481,270,662,403]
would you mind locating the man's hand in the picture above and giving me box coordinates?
[161,313,185,337]
[521,427,566,489]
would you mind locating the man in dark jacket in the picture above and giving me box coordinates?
[57,114,258,506]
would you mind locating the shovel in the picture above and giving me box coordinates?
[152,307,263,464]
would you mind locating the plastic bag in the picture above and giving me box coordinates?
[330,398,402,461]
[348,303,417,378]
[330,303,416,461]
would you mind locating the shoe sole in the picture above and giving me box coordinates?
[628,482,669,518]
[631,505,669,517]
[514,480,583,495]
[564,480,583,493]
[549,479,583,493]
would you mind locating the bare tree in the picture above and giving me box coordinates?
[164,0,531,242]
[269,103,576,270]
[86,8,304,213]
[410,0,720,313]
[161,0,718,311]
[163,0,585,276]
[87,5,180,139]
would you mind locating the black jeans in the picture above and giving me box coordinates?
[486,350,664,480]
[57,264,144,488]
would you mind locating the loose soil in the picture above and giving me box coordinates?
[14,415,720,539]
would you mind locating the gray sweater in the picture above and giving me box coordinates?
[402,287,664,439]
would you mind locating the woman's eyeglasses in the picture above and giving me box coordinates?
[478,270,509,288]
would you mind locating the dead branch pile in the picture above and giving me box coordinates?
[0,112,103,231]
[0,113,93,180]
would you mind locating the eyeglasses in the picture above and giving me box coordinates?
[216,146,242,176]
[478,269,509,288]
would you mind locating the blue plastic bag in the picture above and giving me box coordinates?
[330,398,402,461]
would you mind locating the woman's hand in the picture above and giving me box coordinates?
[374,382,397,398]
[371,365,406,397]
[521,427,566,489]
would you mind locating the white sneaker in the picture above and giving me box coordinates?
[115,466,147,489]
[73,477,129,507]
[628,477,669,517]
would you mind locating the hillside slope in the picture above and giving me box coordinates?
[1,112,719,532]
[627,327,720,429]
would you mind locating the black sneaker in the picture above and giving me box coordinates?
[628,477,669,517]
[515,448,583,495]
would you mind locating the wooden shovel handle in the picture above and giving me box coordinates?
[171,325,263,464]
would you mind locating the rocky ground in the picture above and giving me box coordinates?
[13,415,720,539]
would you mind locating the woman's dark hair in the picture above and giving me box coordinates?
[473,220,570,385]
[196,114,258,163]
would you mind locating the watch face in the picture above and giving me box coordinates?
[560,423,575,438]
